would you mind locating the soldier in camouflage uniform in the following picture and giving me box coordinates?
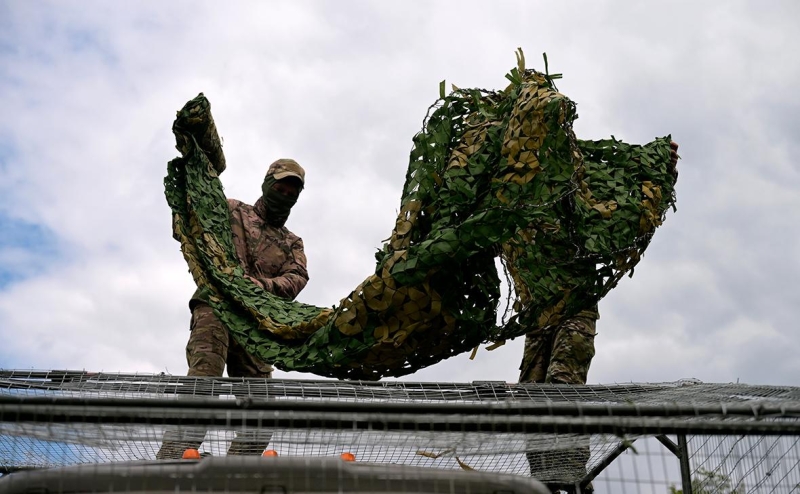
[185,158,309,379]
[519,141,679,493]
[157,159,308,459]
[519,140,679,386]
[518,307,598,493]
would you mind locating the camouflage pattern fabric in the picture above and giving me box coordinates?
[159,302,274,459]
[164,50,678,379]
[268,159,305,183]
[190,197,308,307]
[186,303,274,378]
[160,299,276,459]
[187,195,304,378]
[519,310,596,491]
[518,309,598,385]
[226,430,273,456]
[156,429,273,459]
[230,198,308,300]
[155,434,204,460]
[525,443,592,491]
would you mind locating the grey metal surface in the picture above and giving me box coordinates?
[0,456,551,494]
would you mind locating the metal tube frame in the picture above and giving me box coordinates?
[656,434,693,494]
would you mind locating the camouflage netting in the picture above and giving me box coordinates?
[164,51,677,380]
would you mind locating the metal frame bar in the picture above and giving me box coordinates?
[677,434,693,494]
[0,466,36,475]
[656,434,679,456]
[580,438,637,490]
[3,401,799,436]
[656,434,693,494]
[2,395,799,419]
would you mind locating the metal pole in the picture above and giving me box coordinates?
[677,434,693,494]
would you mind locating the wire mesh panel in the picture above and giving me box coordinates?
[2,371,800,493]
[687,435,800,493]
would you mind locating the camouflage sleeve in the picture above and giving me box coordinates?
[259,237,309,300]
[227,199,251,267]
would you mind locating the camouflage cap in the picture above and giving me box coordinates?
[267,159,305,184]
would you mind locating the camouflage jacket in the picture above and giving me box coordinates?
[190,197,309,308]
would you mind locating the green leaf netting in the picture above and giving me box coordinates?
[164,54,677,380]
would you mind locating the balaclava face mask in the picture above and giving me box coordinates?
[261,175,301,227]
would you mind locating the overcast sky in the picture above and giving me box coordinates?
[1,0,798,387]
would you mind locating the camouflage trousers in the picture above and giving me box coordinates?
[518,312,597,385]
[185,303,274,378]
[519,311,598,492]
[155,304,273,459]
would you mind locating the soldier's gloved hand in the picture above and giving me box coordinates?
[245,275,269,291]
[668,140,680,177]
[246,275,277,294]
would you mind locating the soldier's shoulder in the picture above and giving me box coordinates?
[283,226,304,245]
[226,198,253,213]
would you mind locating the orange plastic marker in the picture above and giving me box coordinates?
[340,452,356,462]
[182,448,201,459]
[262,449,279,457]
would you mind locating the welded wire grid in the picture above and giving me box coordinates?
[2,371,800,493]
[0,423,625,481]
[3,370,800,405]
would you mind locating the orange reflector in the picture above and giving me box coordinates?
[262,449,279,457]
[182,448,201,460]
[340,452,356,462]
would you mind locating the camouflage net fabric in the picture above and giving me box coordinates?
[164,52,677,379]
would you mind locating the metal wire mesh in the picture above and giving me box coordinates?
[2,371,800,493]
[4,371,799,404]
[687,435,800,493]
